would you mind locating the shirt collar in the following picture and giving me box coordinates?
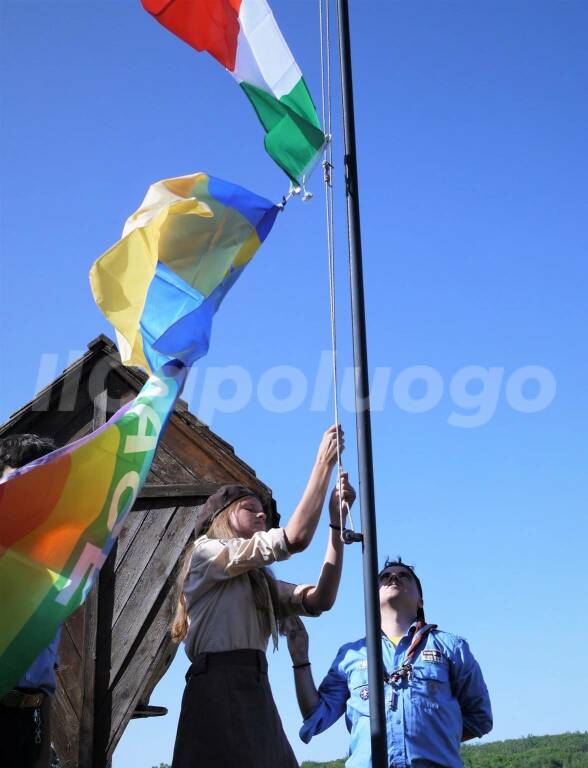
[381,619,419,641]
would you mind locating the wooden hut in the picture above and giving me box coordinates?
[0,335,276,768]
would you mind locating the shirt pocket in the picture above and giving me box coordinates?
[348,667,370,716]
[409,659,452,702]
[407,663,462,746]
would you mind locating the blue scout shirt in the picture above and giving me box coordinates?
[300,626,492,768]
[16,627,62,695]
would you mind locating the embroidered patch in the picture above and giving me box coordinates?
[422,649,442,664]
[359,660,368,669]
[359,686,369,700]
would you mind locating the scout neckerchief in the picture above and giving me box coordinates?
[385,621,438,709]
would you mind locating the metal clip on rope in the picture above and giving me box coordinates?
[342,527,363,544]
[33,707,42,745]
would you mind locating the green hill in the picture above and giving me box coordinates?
[461,732,588,768]
[299,732,588,768]
[149,732,588,768]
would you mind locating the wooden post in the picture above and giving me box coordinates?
[78,390,110,768]
[92,532,118,765]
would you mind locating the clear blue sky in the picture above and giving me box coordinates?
[1,0,587,765]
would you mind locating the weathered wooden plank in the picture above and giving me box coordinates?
[78,389,108,768]
[92,543,118,768]
[92,388,108,428]
[163,416,262,483]
[136,634,179,707]
[160,421,233,483]
[132,495,207,513]
[53,679,80,768]
[61,421,93,446]
[4,400,92,453]
[43,404,93,446]
[138,481,218,499]
[109,506,197,685]
[106,588,178,759]
[55,363,131,445]
[56,622,83,718]
[149,443,195,484]
[110,507,176,626]
[133,477,213,516]
[18,375,92,425]
[113,508,149,571]
[145,463,165,483]
[65,603,85,658]
[78,584,99,767]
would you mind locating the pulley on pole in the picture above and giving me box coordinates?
[334,0,388,765]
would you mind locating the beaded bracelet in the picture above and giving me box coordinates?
[293,662,311,670]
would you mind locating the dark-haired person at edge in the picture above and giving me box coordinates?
[170,425,356,768]
[0,434,60,768]
[287,558,493,768]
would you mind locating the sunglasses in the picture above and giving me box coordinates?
[378,570,414,586]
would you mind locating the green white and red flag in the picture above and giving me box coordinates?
[141,0,325,183]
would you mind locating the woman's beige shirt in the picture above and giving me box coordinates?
[183,527,320,659]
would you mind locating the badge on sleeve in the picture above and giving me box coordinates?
[359,686,369,700]
[422,649,442,664]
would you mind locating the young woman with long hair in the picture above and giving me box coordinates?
[170,425,355,768]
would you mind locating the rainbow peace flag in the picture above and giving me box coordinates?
[141,0,325,183]
[0,362,186,696]
[90,172,279,374]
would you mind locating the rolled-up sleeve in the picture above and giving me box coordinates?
[193,528,291,580]
[277,581,322,618]
[300,649,349,743]
[450,638,493,738]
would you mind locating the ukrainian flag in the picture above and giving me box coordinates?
[90,173,279,372]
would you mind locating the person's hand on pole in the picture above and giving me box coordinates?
[302,467,356,614]
[329,470,355,528]
[316,424,344,469]
[284,425,343,553]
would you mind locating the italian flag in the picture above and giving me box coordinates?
[141,0,325,183]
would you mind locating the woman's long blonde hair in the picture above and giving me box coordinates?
[170,499,279,643]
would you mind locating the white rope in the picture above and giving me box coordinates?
[318,0,356,538]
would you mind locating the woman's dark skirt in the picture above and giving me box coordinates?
[172,649,299,768]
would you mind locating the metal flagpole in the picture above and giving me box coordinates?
[334,0,388,766]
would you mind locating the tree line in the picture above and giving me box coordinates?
[150,731,588,768]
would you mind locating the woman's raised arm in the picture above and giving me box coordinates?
[284,425,343,553]
[303,472,356,613]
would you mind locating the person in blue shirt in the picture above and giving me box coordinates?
[0,434,61,768]
[286,557,492,768]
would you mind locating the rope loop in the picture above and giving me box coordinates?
[322,160,334,187]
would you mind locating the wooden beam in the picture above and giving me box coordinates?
[78,390,108,767]
[110,508,176,627]
[133,482,213,513]
[138,481,219,498]
[92,543,117,768]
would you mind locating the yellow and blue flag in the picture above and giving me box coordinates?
[90,172,279,372]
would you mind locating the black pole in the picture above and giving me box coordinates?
[335,1,388,766]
